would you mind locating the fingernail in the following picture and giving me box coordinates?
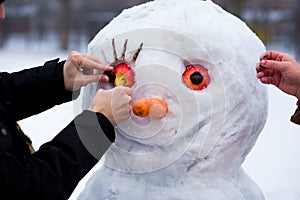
[261,60,267,66]
[262,54,268,60]
[103,76,109,82]
[256,63,264,72]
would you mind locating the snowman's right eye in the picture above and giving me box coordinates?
[102,38,143,88]
[182,64,210,90]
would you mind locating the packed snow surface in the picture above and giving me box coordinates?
[78,0,268,199]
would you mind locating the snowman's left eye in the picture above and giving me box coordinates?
[182,65,210,90]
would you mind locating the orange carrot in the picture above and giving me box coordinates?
[132,98,168,119]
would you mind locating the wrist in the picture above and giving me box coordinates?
[88,106,116,126]
[100,111,116,126]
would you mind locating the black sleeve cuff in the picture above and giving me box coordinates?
[96,112,115,142]
[73,110,115,160]
[291,102,300,125]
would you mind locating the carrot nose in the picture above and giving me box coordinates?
[132,98,168,119]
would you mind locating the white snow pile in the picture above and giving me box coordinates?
[76,0,268,199]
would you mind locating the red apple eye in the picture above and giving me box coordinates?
[113,63,135,87]
[182,64,210,90]
[103,39,143,87]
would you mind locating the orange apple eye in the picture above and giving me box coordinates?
[182,65,210,90]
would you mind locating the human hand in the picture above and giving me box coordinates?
[88,86,132,126]
[63,51,113,91]
[256,51,300,99]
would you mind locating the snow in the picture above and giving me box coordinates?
[242,86,300,200]
[74,0,298,199]
[0,2,300,200]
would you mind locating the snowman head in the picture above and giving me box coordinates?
[82,0,268,173]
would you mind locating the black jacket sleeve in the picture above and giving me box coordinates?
[0,110,115,200]
[0,59,115,199]
[0,59,78,121]
[291,101,300,125]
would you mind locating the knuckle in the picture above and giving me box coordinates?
[115,86,123,93]
[96,88,104,95]
[70,51,81,61]
[69,50,78,57]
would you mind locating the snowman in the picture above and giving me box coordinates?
[74,0,268,199]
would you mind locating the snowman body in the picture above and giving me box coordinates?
[78,0,267,199]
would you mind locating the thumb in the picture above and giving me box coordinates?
[81,74,109,86]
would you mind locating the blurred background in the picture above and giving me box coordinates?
[1,0,300,200]
[0,0,300,58]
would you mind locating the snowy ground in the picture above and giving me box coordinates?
[1,39,300,200]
